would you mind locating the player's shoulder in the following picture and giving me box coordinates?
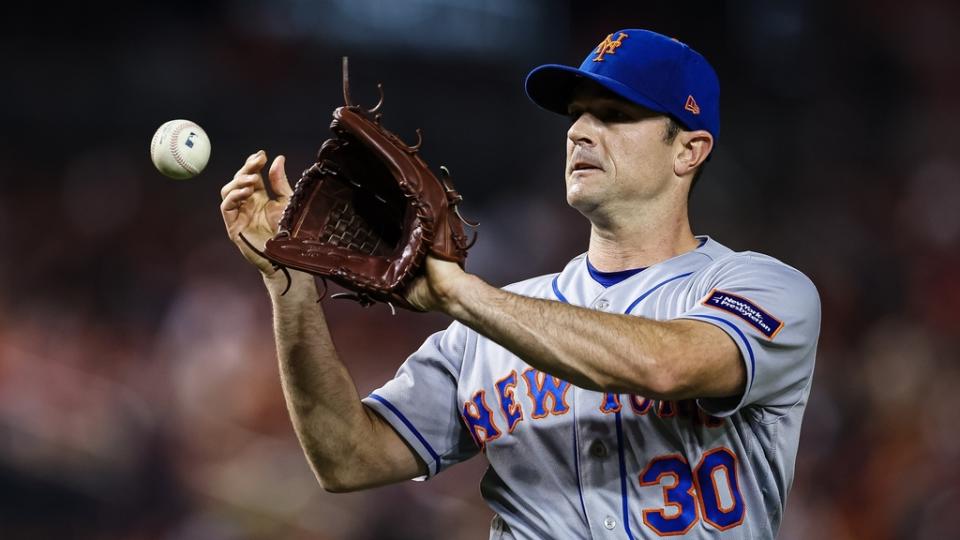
[712,249,812,277]
[702,246,820,300]
[500,253,585,298]
[502,272,563,297]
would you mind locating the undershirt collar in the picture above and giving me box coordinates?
[585,237,707,288]
[586,259,647,288]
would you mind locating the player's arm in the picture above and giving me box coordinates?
[409,258,744,400]
[264,271,427,491]
[221,151,426,492]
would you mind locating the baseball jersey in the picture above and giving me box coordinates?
[362,235,820,539]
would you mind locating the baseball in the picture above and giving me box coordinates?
[150,119,211,179]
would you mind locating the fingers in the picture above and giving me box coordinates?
[220,184,254,214]
[239,149,268,175]
[268,155,293,198]
[220,150,268,200]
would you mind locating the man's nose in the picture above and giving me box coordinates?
[567,113,599,147]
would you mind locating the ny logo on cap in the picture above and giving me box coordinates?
[593,32,628,62]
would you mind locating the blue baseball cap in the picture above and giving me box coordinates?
[525,29,720,143]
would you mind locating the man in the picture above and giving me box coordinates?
[220,29,820,539]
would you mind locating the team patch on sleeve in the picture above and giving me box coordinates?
[702,289,784,339]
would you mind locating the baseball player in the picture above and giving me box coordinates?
[220,29,820,539]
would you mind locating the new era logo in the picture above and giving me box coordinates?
[684,95,701,115]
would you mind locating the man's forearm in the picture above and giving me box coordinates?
[266,272,370,479]
[264,271,422,490]
[440,274,735,400]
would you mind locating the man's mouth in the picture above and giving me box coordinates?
[572,161,603,173]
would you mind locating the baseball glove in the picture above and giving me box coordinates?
[255,58,477,312]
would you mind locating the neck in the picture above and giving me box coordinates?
[586,204,699,272]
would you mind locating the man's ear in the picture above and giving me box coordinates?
[674,130,713,177]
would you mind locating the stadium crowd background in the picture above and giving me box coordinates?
[2,1,959,538]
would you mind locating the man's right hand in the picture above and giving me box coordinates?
[220,150,293,276]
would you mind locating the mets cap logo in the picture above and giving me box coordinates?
[593,32,628,62]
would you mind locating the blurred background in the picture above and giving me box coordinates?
[2,0,959,538]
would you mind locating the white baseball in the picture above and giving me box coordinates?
[150,119,211,179]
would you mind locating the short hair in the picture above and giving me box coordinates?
[662,117,706,195]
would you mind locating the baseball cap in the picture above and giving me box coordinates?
[525,29,720,143]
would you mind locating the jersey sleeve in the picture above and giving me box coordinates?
[678,254,821,417]
[361,321,478,479]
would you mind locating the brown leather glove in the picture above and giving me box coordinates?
[260,59,476,312]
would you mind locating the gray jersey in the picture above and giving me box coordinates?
[362,236,820,539]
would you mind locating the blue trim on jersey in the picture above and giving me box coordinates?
[624,272,695,315]
[614,411,637,540]
[572,423,589,525]
[586,258,647,288]
[551,274,569,304]
[689,314,757,395]
[369,393,442,472]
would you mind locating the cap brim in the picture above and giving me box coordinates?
[525,64,670,118]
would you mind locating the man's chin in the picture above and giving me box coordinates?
[567,191,601,215]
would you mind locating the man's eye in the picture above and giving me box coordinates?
[603,109,630,122]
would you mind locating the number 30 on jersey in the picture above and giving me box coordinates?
[639,447,745,535]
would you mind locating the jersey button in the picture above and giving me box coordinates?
[603,516,617,530]
[595,299,610,310]
[589,440,608,458]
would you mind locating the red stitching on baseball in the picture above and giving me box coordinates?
[169,122,199,175]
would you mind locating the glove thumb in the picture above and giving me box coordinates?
[269,155,293,198]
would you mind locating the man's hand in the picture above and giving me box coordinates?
[404,256,474,313]
[220,150,293,275]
